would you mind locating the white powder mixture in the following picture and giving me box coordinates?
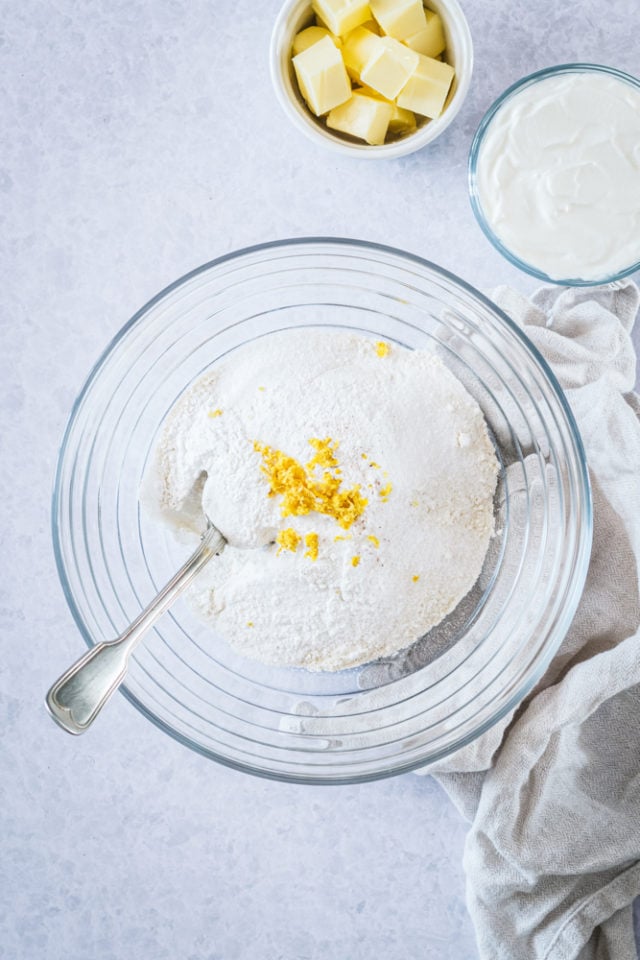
[144,330,498,671]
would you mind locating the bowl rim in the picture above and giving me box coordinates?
[52,237,593,784]
[468,62,640,286]
[269,0,474,159]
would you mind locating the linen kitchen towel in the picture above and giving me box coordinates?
[426,281,640,960]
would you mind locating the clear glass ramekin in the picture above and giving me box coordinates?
[53,238,592,784]
[468,63,640,286]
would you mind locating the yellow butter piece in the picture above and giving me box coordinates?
[348,84,416,138]
[389,102,416,135]
[361,18,382,34]
[405,9,446,57]
[292,26,341,56]
[360,35,419,100]
[369,0,426,39]
[292,36,352,116]
[354,82,388,98]
[326,90,393,144]
[312,0,373,36]
[342,26,381,81]
[396,53,454,118]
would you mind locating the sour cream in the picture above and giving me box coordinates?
[474,70,640,282]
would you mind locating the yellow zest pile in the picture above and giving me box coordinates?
[276,527,302,555]
[304,532,319,561]
[375,340,390,358]
[255,436,393,564]
[255,437,368,530]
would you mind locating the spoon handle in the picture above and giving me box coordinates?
[46,525,225,735]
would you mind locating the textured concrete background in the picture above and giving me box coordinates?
[1,1,639,957]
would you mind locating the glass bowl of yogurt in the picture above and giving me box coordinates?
[52,239,592,783]
[469,64,640,285]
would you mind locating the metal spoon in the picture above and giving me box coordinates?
[46,523,226,735]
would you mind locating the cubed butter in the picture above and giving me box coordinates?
[389,102,416,135]
[396,53,454,118]
[312,0,373,36]
[369,0,426,39]
[355,85,417,136]
[361,18,382,34]
[405,9,446,57]
[292,26,341,56]
[292,36,352,115]
[354,83,387,98]
[360,35,419,100]
[326,90,393,144]
[342,26,381,81]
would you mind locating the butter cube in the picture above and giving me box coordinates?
[354,83,388,98]
[389,103,417,135]
[369,0,426,39]
[396,53,454,118]
[356,85,416,134]
[405,9,446,57]
[292,36,351,116]
[360,36,419,99]
[312,0,373,36]
[342,26,381,81]
[326,90,393,144]
[292,26,341,56]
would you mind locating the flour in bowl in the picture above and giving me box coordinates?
[144,329,499,671]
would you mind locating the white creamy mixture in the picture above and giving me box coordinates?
[475,71,640,281]
[145,330,498,671]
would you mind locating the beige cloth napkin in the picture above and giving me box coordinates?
[421,281,640,960]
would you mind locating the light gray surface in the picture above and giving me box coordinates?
[1,1,639,958]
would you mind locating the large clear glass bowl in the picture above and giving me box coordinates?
[468,64,640,286]
[53,238,592,784]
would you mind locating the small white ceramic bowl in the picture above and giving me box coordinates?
[270,0,473,158]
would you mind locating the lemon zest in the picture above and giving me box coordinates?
[306,437,339,472]
[304,532,319,562]
[379,482,393,502]
[276,527,302,555]
[255,438,368,532]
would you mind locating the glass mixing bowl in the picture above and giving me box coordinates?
[53,238,592,784]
